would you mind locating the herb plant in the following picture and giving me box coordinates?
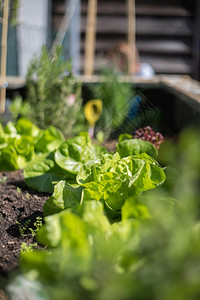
[26,46,84,137]
[89,68,134,139]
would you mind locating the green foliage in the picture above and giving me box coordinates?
[54,134,107,174]
[24,133,107,193]
[43,181,83,216]
[89,68,134,138]
[77,152,165,219]
[0,0,20,24]
[29,217,43,237]
[20,242,38,254]
[9,96,30,122]
[0,175,7,184]
[0,119,64,171]
[16,220,31,237]
[24,152,67,194]
[26,46,85,137]
[16,216,43,238]
[7,125,200,300]
[117,137,158,160]
[17,186,21,193]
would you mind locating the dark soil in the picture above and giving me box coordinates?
[0,170,49,282]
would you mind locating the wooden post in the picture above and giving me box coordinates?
[127,0,136,75]
[0,0,9,114]
[84,0,97,76]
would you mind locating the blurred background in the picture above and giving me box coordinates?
[0,0,200,139]
[1,0,200,80]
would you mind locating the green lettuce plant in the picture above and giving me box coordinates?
[9,96,30,122]
[0,119,64,171]
[15,128,200,300]
[24,133,107,193]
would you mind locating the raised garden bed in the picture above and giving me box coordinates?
[1,74,200,299]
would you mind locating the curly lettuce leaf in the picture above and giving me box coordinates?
[77,152,120,184]
[4,121,17,135]
[78,154,165,217]
[43,180,83,216]
[0,119,65,171]
[13,136,35,163]
[55,134,107,175]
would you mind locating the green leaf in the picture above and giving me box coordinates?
[117,138,158,160]
[37,209,91,265]
[4,121,17,134]
[35,126,64,153]
[24,152,68,193]
[0,123,5,136]
[21,250,55,281]
[15,118,40,137]
[78,154,165,215]
[77,152,120,184]
[0,145,19,171]
[0,124,8,149]
[43,180,83,216]
[82,179,123,204]
[81,200,110,232]
[118,133,133,143]
[55,135,107,175]
[13,136,35,162]
[55,136,88,174]
[122,196,151,221]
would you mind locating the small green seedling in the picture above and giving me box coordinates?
[20,242,38,253]
[0,176,7,184]
[16,216,43,237]
[17,187,22,193]
[16,219,31,237]
[29,217,43,237]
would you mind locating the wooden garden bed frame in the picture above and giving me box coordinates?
[0,0,9,114]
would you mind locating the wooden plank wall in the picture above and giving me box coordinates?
[51,0,200,80]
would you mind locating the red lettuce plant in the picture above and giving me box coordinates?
[133,126,164,149]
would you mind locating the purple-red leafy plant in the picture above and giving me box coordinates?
[133,126,164,149]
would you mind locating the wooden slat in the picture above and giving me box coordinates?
[81,2,193,17]
[141,55,192,74]
[79,16,193,36]
[53,2,194,19]
[82,1,126,15]
[79,54,192,74]
[136,5,193,16]
[80,38,192,55]
[127,0,136,74]
[137,39,192,54]
[51,0,197,77]
[160,75,200,112]
[84,0,97,76]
